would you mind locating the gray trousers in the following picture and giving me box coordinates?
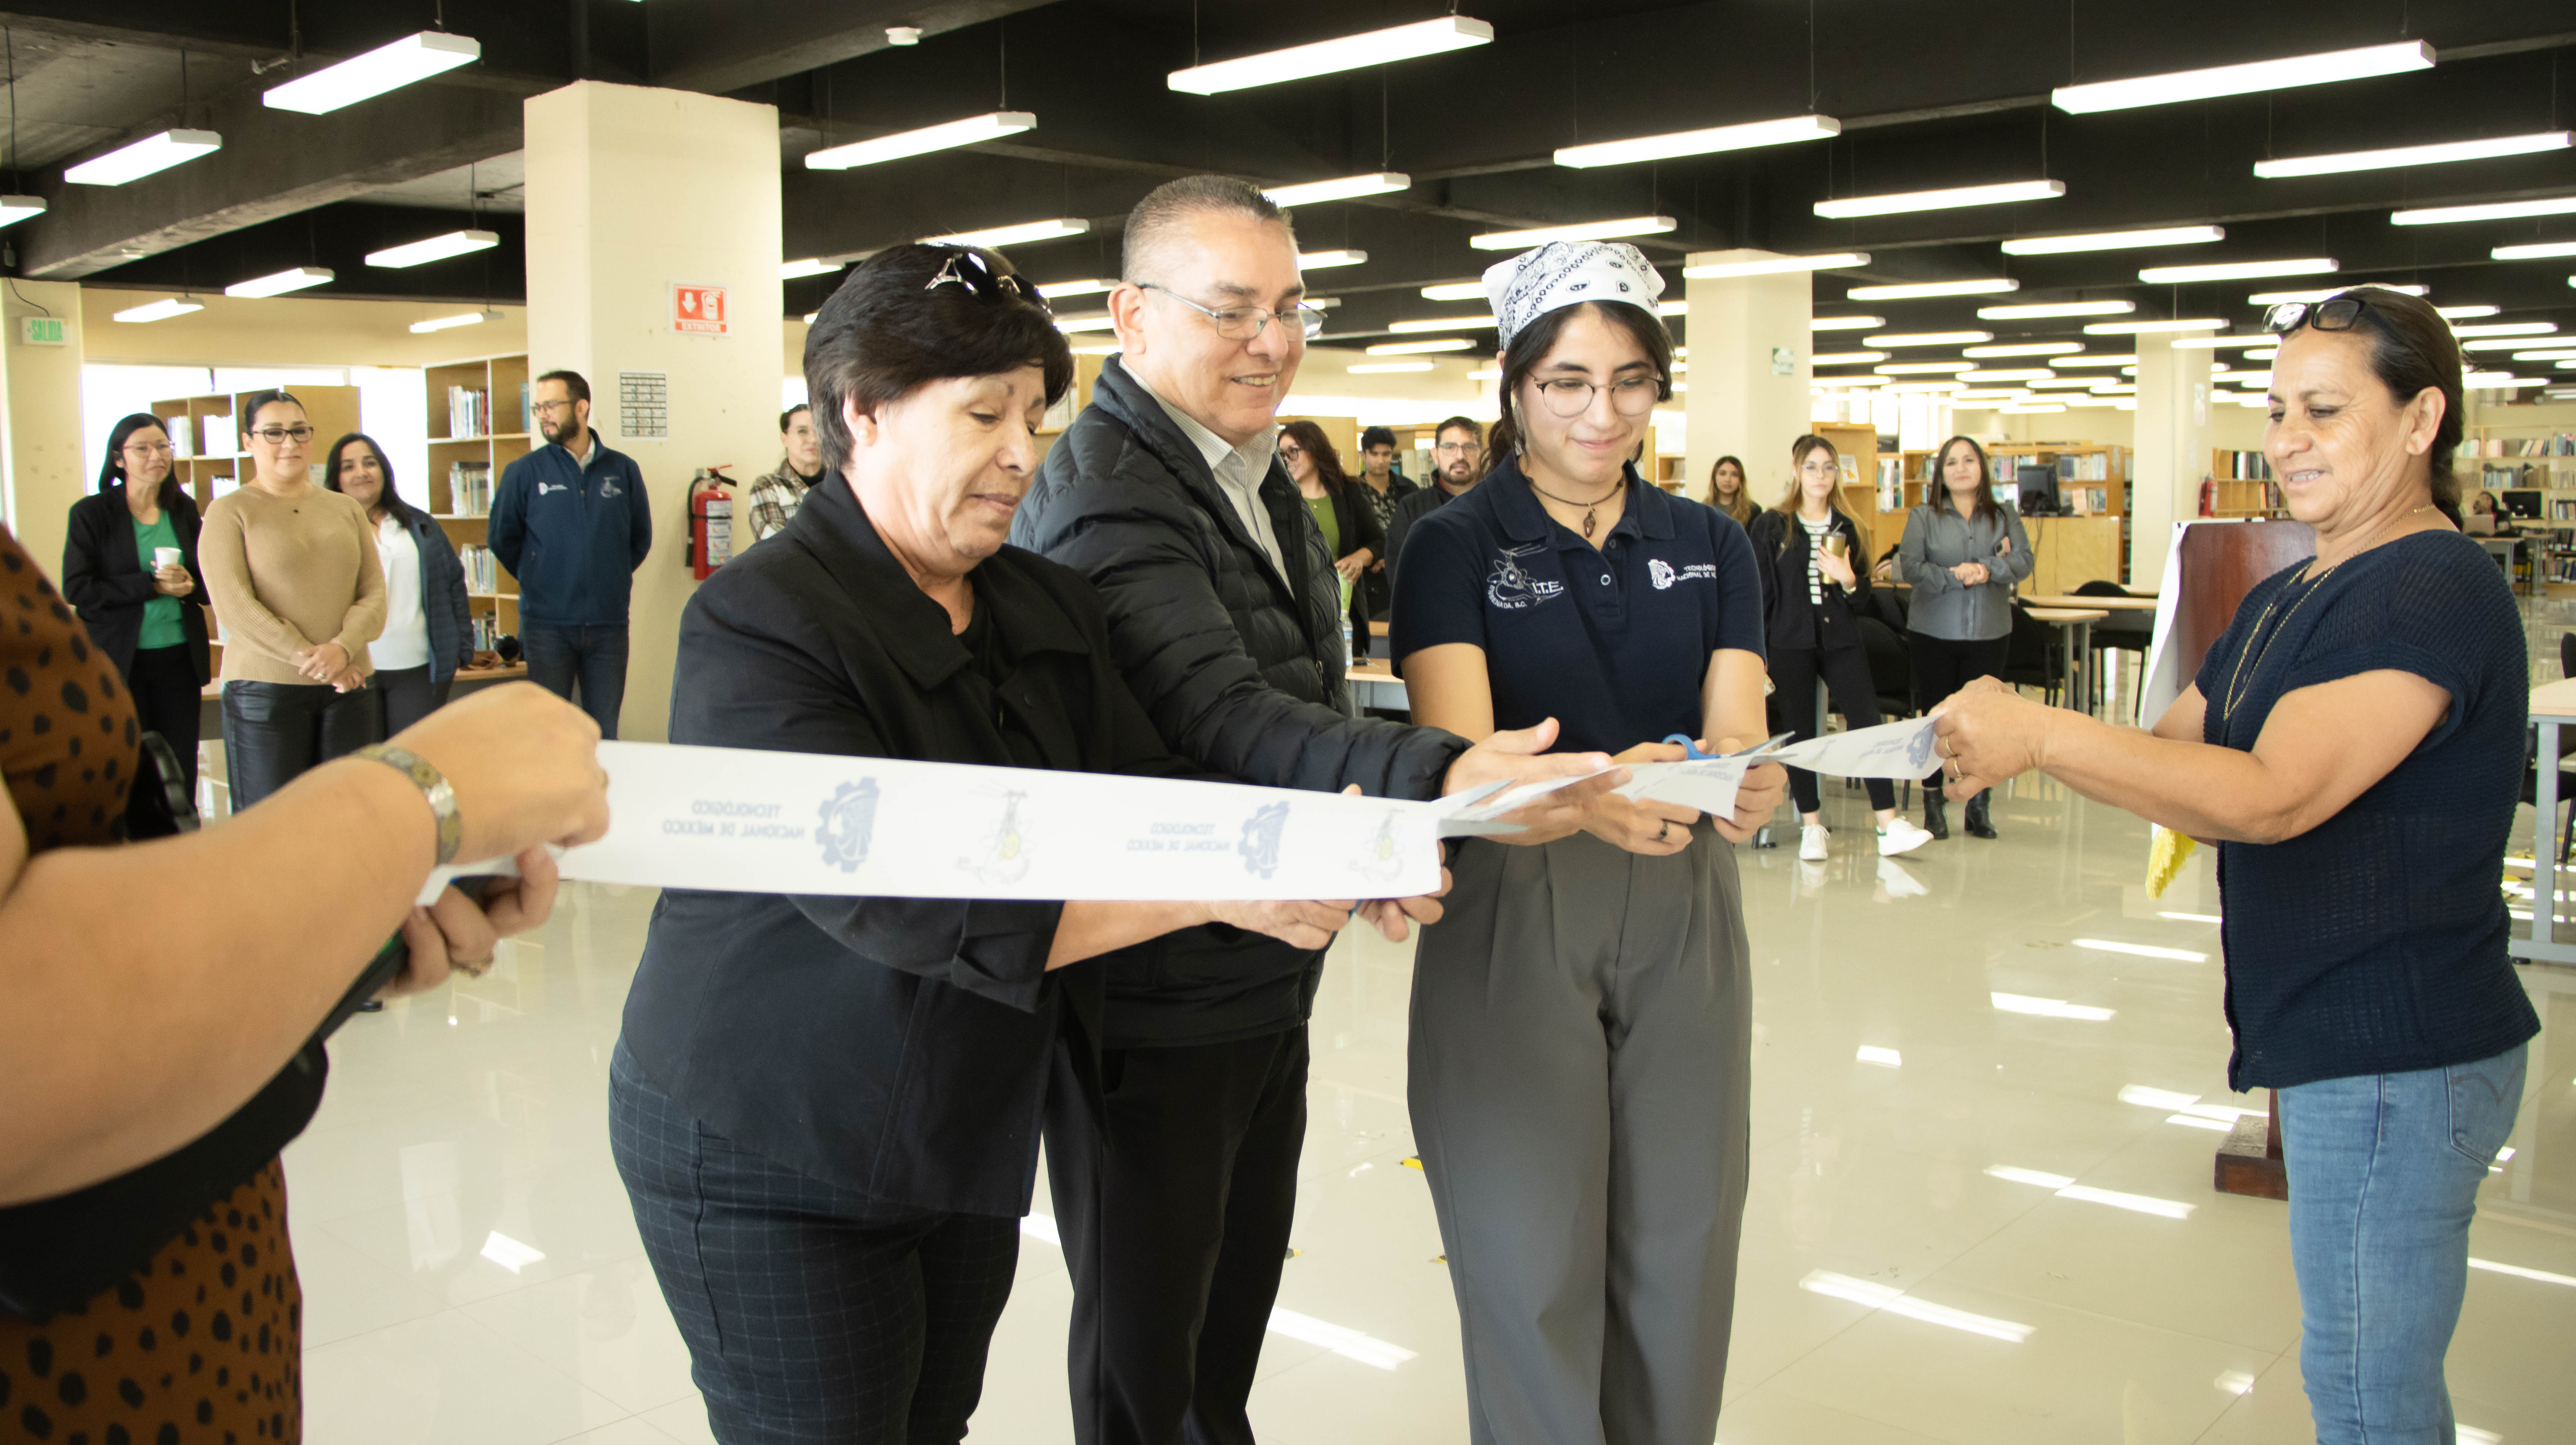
[1409,824,1752,1445]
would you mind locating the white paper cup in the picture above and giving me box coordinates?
[154,547,183,570]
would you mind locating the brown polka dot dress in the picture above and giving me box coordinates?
[0,526,302,1443]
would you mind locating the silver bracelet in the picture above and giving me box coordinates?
[352,744,462,866]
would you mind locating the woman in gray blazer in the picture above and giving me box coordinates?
[1898,435,2031,838]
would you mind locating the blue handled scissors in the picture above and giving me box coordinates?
[1664,731,1795,762]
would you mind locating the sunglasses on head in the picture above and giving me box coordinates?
[925,249,1050,314]
[2265,295,2369,336]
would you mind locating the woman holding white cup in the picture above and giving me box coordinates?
[62,412,215,820]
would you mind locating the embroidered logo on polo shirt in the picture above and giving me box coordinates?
[1487,544,1565,610]
[538,481,571,495]
[1647,559,1718,590]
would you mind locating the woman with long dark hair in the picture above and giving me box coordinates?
[1705,453,1755,525]
[1277,418,1385,643]
[1748,435,1933,860]
[61,413,213,818]
[1897,435,2030,838]
[323,433,474,734]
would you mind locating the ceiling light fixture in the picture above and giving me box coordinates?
[808,111,1037,169]
[2511,348,2576,360]
[2169,334,2291,349]
[262,31,480,114]
[1848,278,2019,299]
[2051,353,2137,366]
[1299,249,1369,268]
[922,217,1090,247]
[1262,172,1411,205]
[2001,401,2069,413]
[2435,305,2500,319]
[2393,195,2576,226]
[1558,113,1840,168]
[1952,389,2033,401]
[1348,361,1436,373]
[1960,368,2055,381]
[2246,283,2427,304]
[1053,312,1116,333]
[1875,362,1975,373]
[2494,241,2576,261]
[2027,376,2104,388]
[2463,336,2559,350]
[1657,300,1687,316]
[2138,257,2336,284]
[224,266,334,298]
[2258,130,2570,178]
[1816,179,2065,219]
[1814,351,1891,365]
[2051,40,2432,114]
[1469,216,1676,250]
[2083,318,2224,334]
[1168,15,1493,95]
[1683,250,1868,279]
[2002,224,2224,255]
[1811,315,1885,331]
[1418,282,1484,301]
[0,195,41,228]
[1884,380,1966,392]
[366,229,500,268]
[1979,299,2133,318]
[407,308,501,334]
[113,297,204,324]
[2454,321,2557,337]
[1964,342,2086,357]
[779,257,842,280]
[66,128,222,185]
[1037,277,1116,298]
[1367,338,1476,354]
[1865,330,1993,346]
[1389,316,1493,333]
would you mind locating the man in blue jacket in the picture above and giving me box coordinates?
[489,369,652,737]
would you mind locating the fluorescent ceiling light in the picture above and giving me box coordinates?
[1037,277,1116,298]
[1054,312,1116,332]
[112,297,204,324]
[1560,113,1840,168]
[2053,40,2432,114]
[1684,250,1868,279]
[1368,338,1475,354]
[2249,284,2428,305]
[2002,224,2223,255]
[1811,315,1884,331]
[1348,361,1435,373]
[1657,299,1689,316]
[2394,195,2576,226]
[1876,361,1973,373]
[808,111,1037,169]
[224,266,334,298]
[2084,318,2224,334]
[1389,316,1492,333]
[1169,15,1493,94]
[779,257,842,280]
[409,308,501,333]
[1980,299,2133,318]
[2466,373,2544,388]
[1865,330,1992,346]
[1797,1271,2033,1343]
[2091,381,2137,393]
[2463,336,2558,350]
[2139,257,2336,284]
[66,128,222,185]
[1815,180,2064,219]
[1814,351,1890,365]
[922,217,1090,247]
[2453,321,2556,337]
[1884,380,1966,392]
[1848,278,2019,299]
[1263,172,1410,205]
[2258,130,2569,178]
[1469,216,1675,250]
[1962,368,2055,381]
[2512,348,2576,360]
[1070,341,1121,356]
[2495,241,2576,261]
[2028,376,2104,388]
[2437,305,2500,319]
[1814,376,1889,387]
[2170,334,2288,349]
[1952,389,2032,401]
[0,195,43,228]
[1420,281,1486,301]
[1299,249,1369,268]
[1964,342,2084,356]
[366,228,499,269]
[1468,366,1502,380]
[262,31,479,114]
[2052,353,2136,366]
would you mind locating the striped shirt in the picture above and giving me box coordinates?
[1800,514,1832,604]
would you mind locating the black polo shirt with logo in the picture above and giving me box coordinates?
[1389,457,1765,755]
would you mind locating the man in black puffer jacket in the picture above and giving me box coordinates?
[1012,176,1609,1445]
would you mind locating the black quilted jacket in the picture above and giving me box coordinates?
[1012,356,1468,1046]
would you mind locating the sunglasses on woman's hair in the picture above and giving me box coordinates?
[925,249,1050,314]
[2265,295,2368,336]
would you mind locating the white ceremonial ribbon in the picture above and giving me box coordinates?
[1472,717,1942,824]
[420,740,1533,905]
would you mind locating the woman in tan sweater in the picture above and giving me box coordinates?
[200,390,388,811]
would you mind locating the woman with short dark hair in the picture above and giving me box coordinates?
[61,413,212,819]
[324,432,474,734]
[1937,285,2534,1442]
[1277,417,1385,643]
[1897,434,2031,838]
[611,243,1356,1444]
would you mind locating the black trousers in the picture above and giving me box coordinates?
[1906,633,2009,717]
[124,643,202,798]
[218,679,380,812]
[523,622,630,739]
[1043,1026,1310,1445]
[372,664,456,737]
[1770,644,1894,814]
[611,1043,1019,1445]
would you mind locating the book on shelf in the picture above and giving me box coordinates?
[445,460,494,516]
[457,543,500,593]
[447,385,494,439]
[165,416,192,458]
[2218,450,2271,480]
[2466,434,2575,457]
[201,414,229,458]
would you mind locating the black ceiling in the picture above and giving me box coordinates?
[23,0,2576,359]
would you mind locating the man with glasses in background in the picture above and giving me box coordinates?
[1386,416,1487,583]
[1013,175,1611,1445]
[489,369,651,738]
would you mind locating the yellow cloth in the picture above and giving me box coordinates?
[2147,824,2196,898]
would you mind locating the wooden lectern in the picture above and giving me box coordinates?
[2159,519,2319,1201]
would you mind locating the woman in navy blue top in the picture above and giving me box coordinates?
[1391,241,1784,1445]
[1935,286,2537,1442]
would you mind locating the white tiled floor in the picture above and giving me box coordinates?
[278,598,2576,1443]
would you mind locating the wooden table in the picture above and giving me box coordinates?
[1346,660,1409,713]
[2020,593,2160,611]
[2024,607,2108,711]
[2515,677,2576,969]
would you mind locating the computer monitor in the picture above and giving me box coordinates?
[2015,465,2061,516]
[2503,489,2545,520]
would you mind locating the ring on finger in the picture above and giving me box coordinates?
[1656,819,1670,842]
[450,954,495,978]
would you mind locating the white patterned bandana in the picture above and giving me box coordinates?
[1483,241,1667,349]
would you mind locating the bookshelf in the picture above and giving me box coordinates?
[2210,449,2282,519]
[2465,427,2576,589]
[425,353,531,651]
[1883,439,2131,585]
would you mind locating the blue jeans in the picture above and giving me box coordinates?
[2280,1044,2527,1444]
[522,623,629,740]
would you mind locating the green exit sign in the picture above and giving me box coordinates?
[19,316,64,346]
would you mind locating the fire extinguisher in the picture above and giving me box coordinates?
[688,466,736,580]
[2198,475,2217,517]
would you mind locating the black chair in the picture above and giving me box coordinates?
[2000,603,2063,705]
[2073,579,2154,717]
[1855,615,1919,807]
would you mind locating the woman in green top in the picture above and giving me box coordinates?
[62,413,214,819]
[1278,419,1383,647]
